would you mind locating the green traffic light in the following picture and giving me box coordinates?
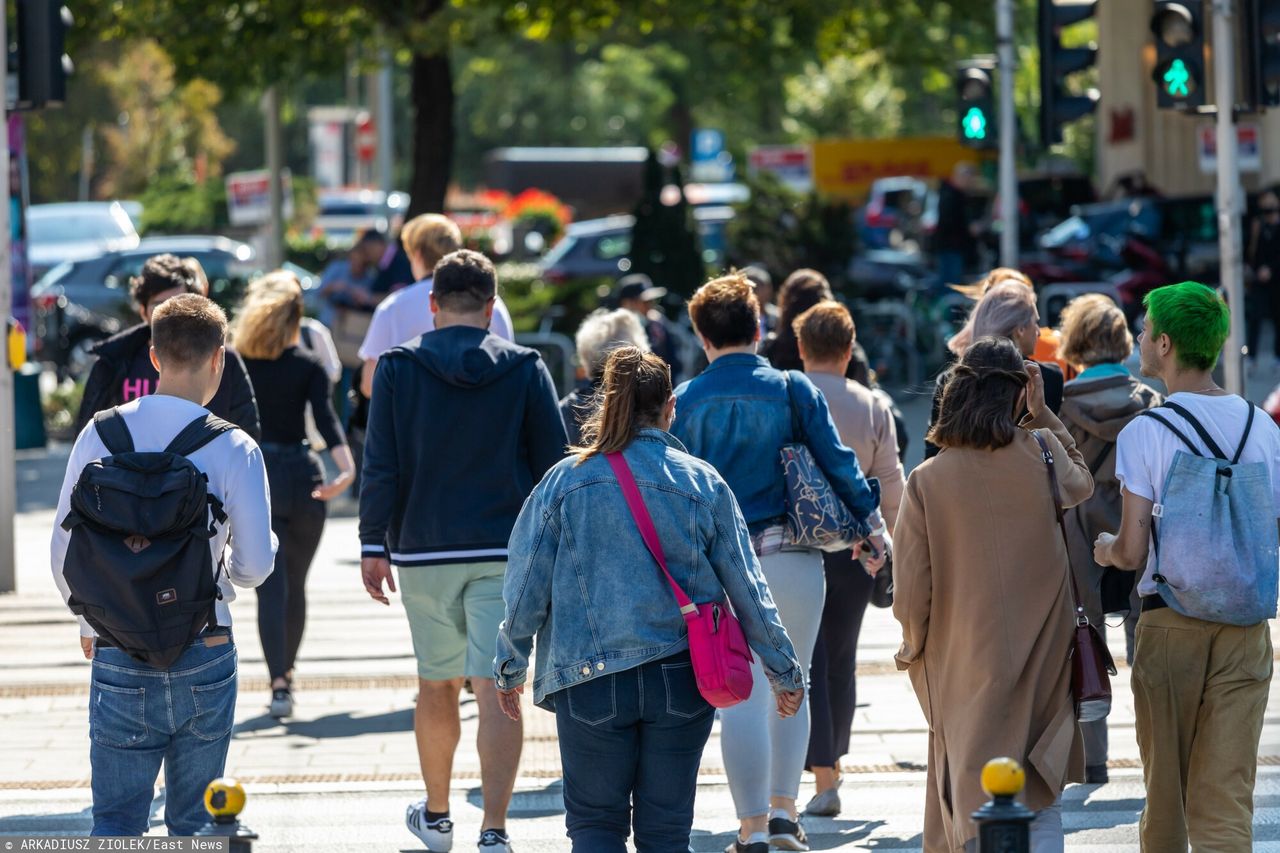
[1164,58,1191,97]
[962,106,988,140]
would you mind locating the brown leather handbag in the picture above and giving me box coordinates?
[1032,431,1117,724]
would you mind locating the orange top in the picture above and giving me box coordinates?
[1035,327,1075,380]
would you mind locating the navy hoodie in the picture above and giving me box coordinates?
[359,325,568,566]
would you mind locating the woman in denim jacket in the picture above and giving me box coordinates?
[670,274,885,852]
[495,347,804,853]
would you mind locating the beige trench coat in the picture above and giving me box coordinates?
[892,410,1093,851]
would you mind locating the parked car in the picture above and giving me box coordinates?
[27,202,141,281]
[857,177,930,251]
[539,208,735,285]
[312,188,409,248]
[31,236,318,378]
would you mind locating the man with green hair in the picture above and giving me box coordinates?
[1095,281,1280,850]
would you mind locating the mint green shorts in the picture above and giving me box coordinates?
[397,561,507,681]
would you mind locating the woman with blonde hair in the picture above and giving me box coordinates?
[234,274,355,718]
[496,347,802,852]
[1056,293,1161,783]
[894,336,1093,852]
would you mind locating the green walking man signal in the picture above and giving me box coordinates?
[963,106,989,140]
[1164,58,1191,97]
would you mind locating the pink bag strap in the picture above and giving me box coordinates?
[605,452,698,618]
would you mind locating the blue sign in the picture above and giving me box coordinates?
[691,129,725,162]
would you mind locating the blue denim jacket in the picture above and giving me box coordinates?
[494,429,804,707]
[671,353,881,534]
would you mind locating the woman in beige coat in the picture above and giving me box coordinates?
[893,336,1093,852]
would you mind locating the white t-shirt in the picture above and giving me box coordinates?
[51,395,279,636]
[1115,392,1280,595]
[357,276,515,360]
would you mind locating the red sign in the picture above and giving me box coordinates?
[356,113,376,162]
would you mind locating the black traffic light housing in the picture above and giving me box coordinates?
[16,0,72,109]
[1150,1,1206,109]
[1038,0,1100,147]
[956,59,997,150]
[1246,0,1280,109]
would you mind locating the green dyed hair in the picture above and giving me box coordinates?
[1143,281,1230,371]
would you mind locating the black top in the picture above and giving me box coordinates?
[241,346,346,448]
[76,323,261,440]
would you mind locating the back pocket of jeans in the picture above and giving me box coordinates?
[189,671,238,741]
[90,681,148,748]
[662,661,710,719]
[567,675,616,726]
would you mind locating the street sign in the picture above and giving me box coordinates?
[1197,123,1261,173]
[355,112,376,163]
[225,169,295,227]
[748,145,812,192]
[690,128,734,182]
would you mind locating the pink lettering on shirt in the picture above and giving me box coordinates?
[122,377,151,401]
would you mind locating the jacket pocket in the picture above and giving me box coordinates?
[662,660,711,719]
[90,681,148,748]
[567,674,617,726]
[189,671,238,741]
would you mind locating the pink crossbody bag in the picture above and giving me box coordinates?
[606,452,754,708]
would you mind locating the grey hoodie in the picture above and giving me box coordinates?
[1058,371,1163,619]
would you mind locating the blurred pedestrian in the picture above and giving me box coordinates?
[233,275,355,719]
[76,254,260,439]
[359,250,567,853]
[794,302,905,817]
[925,281,1064,459]
[933,163,982,286]
[51,295,276,836]
[670,273,884,853]
[743,264,780,337]
[948,267,1067,373]
[496,347,804,853]
[894,337,1093,852]
[1095,282,1280,851]
[560,309,649,446]
[319,230,387,322]
[1247,188,1280,370]
[616,273,683,382]
[1055,294,1161,783]
[358,214,515,399]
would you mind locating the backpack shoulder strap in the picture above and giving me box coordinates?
[93,409,135,455]
[1138,408,1204,457]
[164,414,238,458]
[1162,400,1229,459]
[1233,400,1257,465]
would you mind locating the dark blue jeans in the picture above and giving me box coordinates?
[89,638,237,836]
[555,651,714,853]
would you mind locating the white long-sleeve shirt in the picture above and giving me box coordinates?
[51,395,278,636]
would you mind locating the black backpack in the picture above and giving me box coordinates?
[61,408,237,668]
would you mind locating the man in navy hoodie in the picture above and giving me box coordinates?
[359,249,567,853]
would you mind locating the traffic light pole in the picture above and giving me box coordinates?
[997,0,1019,267]
[1214,0,1246,396]
[0,5,14,594]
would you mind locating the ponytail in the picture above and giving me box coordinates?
[573,346,672,463]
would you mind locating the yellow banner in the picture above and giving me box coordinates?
[812,137,989,201]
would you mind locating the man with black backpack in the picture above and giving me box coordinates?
[1096,281,1280,851]
[51,294,277,837]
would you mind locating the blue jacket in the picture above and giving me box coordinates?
[359,326,568,566]
[671,353,880,534]
[495,429,803,707]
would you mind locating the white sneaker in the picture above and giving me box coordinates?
[478,829,512,851]
[406,799,454,852]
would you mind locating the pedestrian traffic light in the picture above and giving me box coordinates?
[15,0,73,109]
[1246,0,1280,109]
[1038,0,1100,147]
[956,60,996,150]
[1150,1,1206,109]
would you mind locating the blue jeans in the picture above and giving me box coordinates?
[555,652,715,853]
[89,638,238,836]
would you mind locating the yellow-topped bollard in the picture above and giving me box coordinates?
[971,758,1035,853]
[195,778,258,851]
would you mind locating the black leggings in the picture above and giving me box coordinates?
[256,447,327,681]
[805,548,874,769]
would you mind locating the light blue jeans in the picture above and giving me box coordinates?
[89,638,238,836]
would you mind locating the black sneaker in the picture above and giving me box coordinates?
[768,815,809,851]
[478,829,512,851]
[724,838,769,853]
